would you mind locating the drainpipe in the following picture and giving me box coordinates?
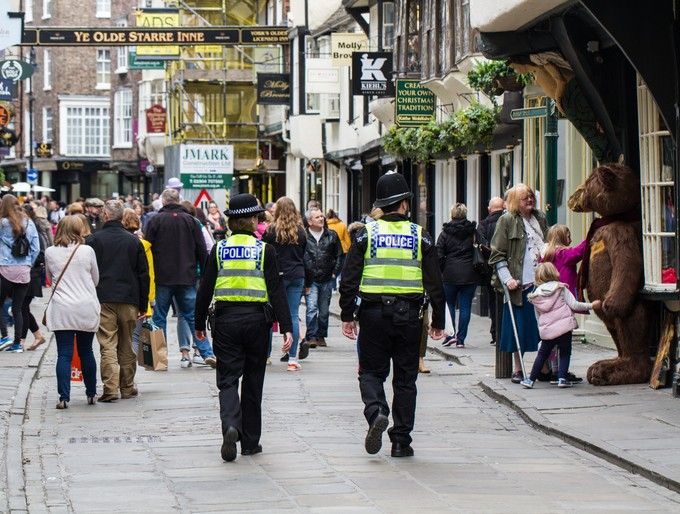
[544,99,558,225]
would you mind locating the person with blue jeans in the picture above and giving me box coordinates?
[435,203,482,348]
[145,188,213,369]
[262,197,309,370]
[303,208,342,347]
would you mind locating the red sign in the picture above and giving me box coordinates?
[0,105,9,127]
[145,104,166,133]
[194,189,213,214]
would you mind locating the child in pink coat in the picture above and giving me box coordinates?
[521,263,600,389]
[542,224,587,296]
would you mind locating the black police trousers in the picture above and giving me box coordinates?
[212,306,270,450]
[358,301,423,445]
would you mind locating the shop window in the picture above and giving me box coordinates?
[114,89,133,147]
[637,77,677,291]
[96,49,111,89]
[60,98,110,157]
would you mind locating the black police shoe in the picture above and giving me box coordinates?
[241,444,263,456]
[365,413,389,455]
[221,426,239,462]
[391,442,414,458]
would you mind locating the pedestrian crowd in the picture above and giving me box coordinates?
[0,172,601,463]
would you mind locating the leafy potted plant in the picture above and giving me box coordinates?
[454,102,499,152]
[467,60,532,99]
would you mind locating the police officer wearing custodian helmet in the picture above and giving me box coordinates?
[195,194,293,462]
[339,172,446,457]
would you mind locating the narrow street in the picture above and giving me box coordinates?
[19,313,680,513]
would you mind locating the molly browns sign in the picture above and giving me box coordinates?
[257,73,290,105]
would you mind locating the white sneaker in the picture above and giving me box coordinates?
[180,356,192,368]
[204,355,217,368]
[192,354,206,365]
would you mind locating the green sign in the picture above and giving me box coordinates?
[128,52,165,70]
[181,173,233,189]
[395,79,436,127]
[510,106,548,120]
[0,60,34,81]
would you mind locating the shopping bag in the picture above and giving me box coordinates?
[71,337,83,382]
[137,321,168,371]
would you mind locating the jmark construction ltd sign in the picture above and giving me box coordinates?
[180,144,234,189]
[395,79,435,127]
[20,27,289,46]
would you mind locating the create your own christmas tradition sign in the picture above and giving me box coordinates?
[395,79,436,127]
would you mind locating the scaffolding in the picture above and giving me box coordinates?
[166,0,284,173]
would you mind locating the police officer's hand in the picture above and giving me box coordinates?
[282,332,293,352]
[428,327,445,340]
[342,321,358,340]
[195,330,207,341]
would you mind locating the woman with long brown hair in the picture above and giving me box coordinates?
[262,197,308,370]
[0,194,40,352]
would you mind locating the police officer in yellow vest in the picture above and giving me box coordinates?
[195,194,293,462]
[339,172,446,457]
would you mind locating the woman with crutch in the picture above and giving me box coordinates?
[489,184,548,383]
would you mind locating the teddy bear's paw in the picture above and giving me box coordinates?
[588,358,649,386]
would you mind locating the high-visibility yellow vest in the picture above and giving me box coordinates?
[214,234,268,302]
[359,219,424,294]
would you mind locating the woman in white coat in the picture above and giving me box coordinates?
[45,216,100,409]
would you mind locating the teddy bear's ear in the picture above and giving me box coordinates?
[597,165,618,192]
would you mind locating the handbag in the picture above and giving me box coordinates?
[472,234,490,276]
[41,244,80,327]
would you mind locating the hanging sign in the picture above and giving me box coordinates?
[0,79,16,101]
[180,144,234,189]
[0,60,34,82]
[0,12,23,51]
[331,33,368,67]
[135,8,180,60]
[306,58,340,94]
[352,52,394,97]
[395,79,435,127]
[0,105,9,127]
[128,51,165,69]
[35,142,52,158]
[257,73,290,105]
[145,104,167,133]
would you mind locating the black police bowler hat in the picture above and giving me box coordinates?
[373,171,412,208]
[224,194,266,218]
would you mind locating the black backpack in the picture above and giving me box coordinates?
[11,232,30,258]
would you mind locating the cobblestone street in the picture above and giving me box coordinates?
[12,313,680,513]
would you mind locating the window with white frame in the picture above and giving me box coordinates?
[25,0,33,22]
[59,98,110,157]
[637,76,676,290]
[383,2,395,50]
[117,48,129,72]
[43,49,51,90]
[42,0,51,18]
[96,0,111,17]
[114,89,133,147]
[96,49,111,88]
[42,107,53,142]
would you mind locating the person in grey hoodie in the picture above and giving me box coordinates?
[521,262,601,389]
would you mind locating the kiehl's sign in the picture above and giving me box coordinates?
[20,27,288,46]
[257,73,290,105]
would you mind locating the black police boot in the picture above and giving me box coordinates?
[221,426,239,462]
[241,444,263,456]
[364,413,389,455]
[391,442,414,458]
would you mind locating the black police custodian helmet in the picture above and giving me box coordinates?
[224,194,266,218]
[373,171,412,209]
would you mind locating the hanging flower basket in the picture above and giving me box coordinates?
[495,74,525,92]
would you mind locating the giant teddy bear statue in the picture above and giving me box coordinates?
[568,163,653,385]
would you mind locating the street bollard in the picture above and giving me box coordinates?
[494,291,512,378]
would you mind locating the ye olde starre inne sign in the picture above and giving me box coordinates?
[395,79,435,127]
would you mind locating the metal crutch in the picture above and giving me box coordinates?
[502,282,527,379]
